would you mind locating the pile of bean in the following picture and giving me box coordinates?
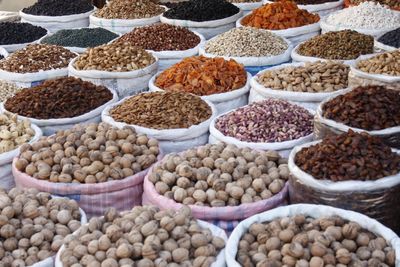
[378,27,400,48]
[204,27,288,57]
[74,43,155,72]
[257,61,349,93]
[41,28,119,49]
[0,81,22,102]
[94,0,164,19]
[60,206,225,267]
[356,50,400,76]
[326,2,400,29]
[241,0,320,30]
[0,44,76,73]
[0,188,82,266]
[297,30,374,60]
[0,22,47,45]
[295,130,400,181]
[0,112,35,154]
[237,215,396,267]
[215,99,313,143]
[4,77,113,120]
[349,0,399,9]
[114,23,201,51]
[163,0,240,22]
[323,86,400,131]
[155,56,247,96]
[110,92,212,129]
[14,123,159,183]
[150,143,289,206]
[273,0,338,3]
[22,0,93,16]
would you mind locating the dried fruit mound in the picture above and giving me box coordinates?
[155,56,247,96]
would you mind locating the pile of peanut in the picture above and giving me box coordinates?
[357,50,400,76]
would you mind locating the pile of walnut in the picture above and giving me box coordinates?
[0,112,35,154]
[237,215,396,267]
[60,206,225,267]
[149,143,289,206]
[14,122,159,183]
[0,188,82,266]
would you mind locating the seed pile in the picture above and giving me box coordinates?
[216,99,313,143]
[296,130,400,181]
[115,23,201,51]
[0,44,76,73]
[0,113,35,154]
[297,30,374,60]
[0,81,22,102]
[155,56,247,96]
[150,143,289,206]
[204,28,288,57]
[356,50,400,76]
[257,61,350,93]
[22,0,93,16]
[94,0,164,19]
[326,2,400,29]
[237,215,396,267]
[0,22,47,45]
[378,28,400,48]
[41,28,118,48]
[0,188,82,266]
[110,92,212,129]
[4,77,113,120]
[74,43,155,72]
[241,0,320,30]
[60,206,225,267]
[323,86,400,131]
[349,0,400,9]
[15,123,159,183]
[163,0,240,22]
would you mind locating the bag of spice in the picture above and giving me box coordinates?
[89,0,166,34]
[68,42,159,98]
[225,204,400,267]
[102,91,217,154]
[142,143,290,233]
[160,0,243,39]
[19,0,95,33]
[314,85,400,148]
[249,61,351,110]
[374,28,400,52]
[264,0,344,17]
[288,130,400,234]
[199,27,293,76]
[0,77,118,136]
[12,122,161,217]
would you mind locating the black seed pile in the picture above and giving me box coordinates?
[378,28,400,48]
[163,0,240,22]
[0,22,47,45]
[41,28,119,48]
[22,0,94,16]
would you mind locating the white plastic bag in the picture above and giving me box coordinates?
[226,204,400,267]
[101,95,217,154]
[89,12,163,34]
[0,123,42,191]
[374,39,398,52]
[0,89,118,136]
[20,9,94,33]
[160,11,243,40]
[232,1,263,15]
[1,31,49,53]
[68,56,159,98]
[263,0,344,16]
[0,47,8,59]
[249,62,350,110]
[209,107,314,157]
[148,72,251,115]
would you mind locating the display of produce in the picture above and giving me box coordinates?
[0,81,22,102]
[0,113,35,154]
[241,0,320,30]
[0,22,47,45]
[94,0,164,19]
[148,143,289,206]
[41,28,119,49]
[377,27,400,48]
[235,214,396,267]
[155,56,247,96]
[22,0,94,16]
[356,50,400,76]
[114,23,201,51]
[0,188,84,266]
[0,44,76,73]
[296,30,374,60]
